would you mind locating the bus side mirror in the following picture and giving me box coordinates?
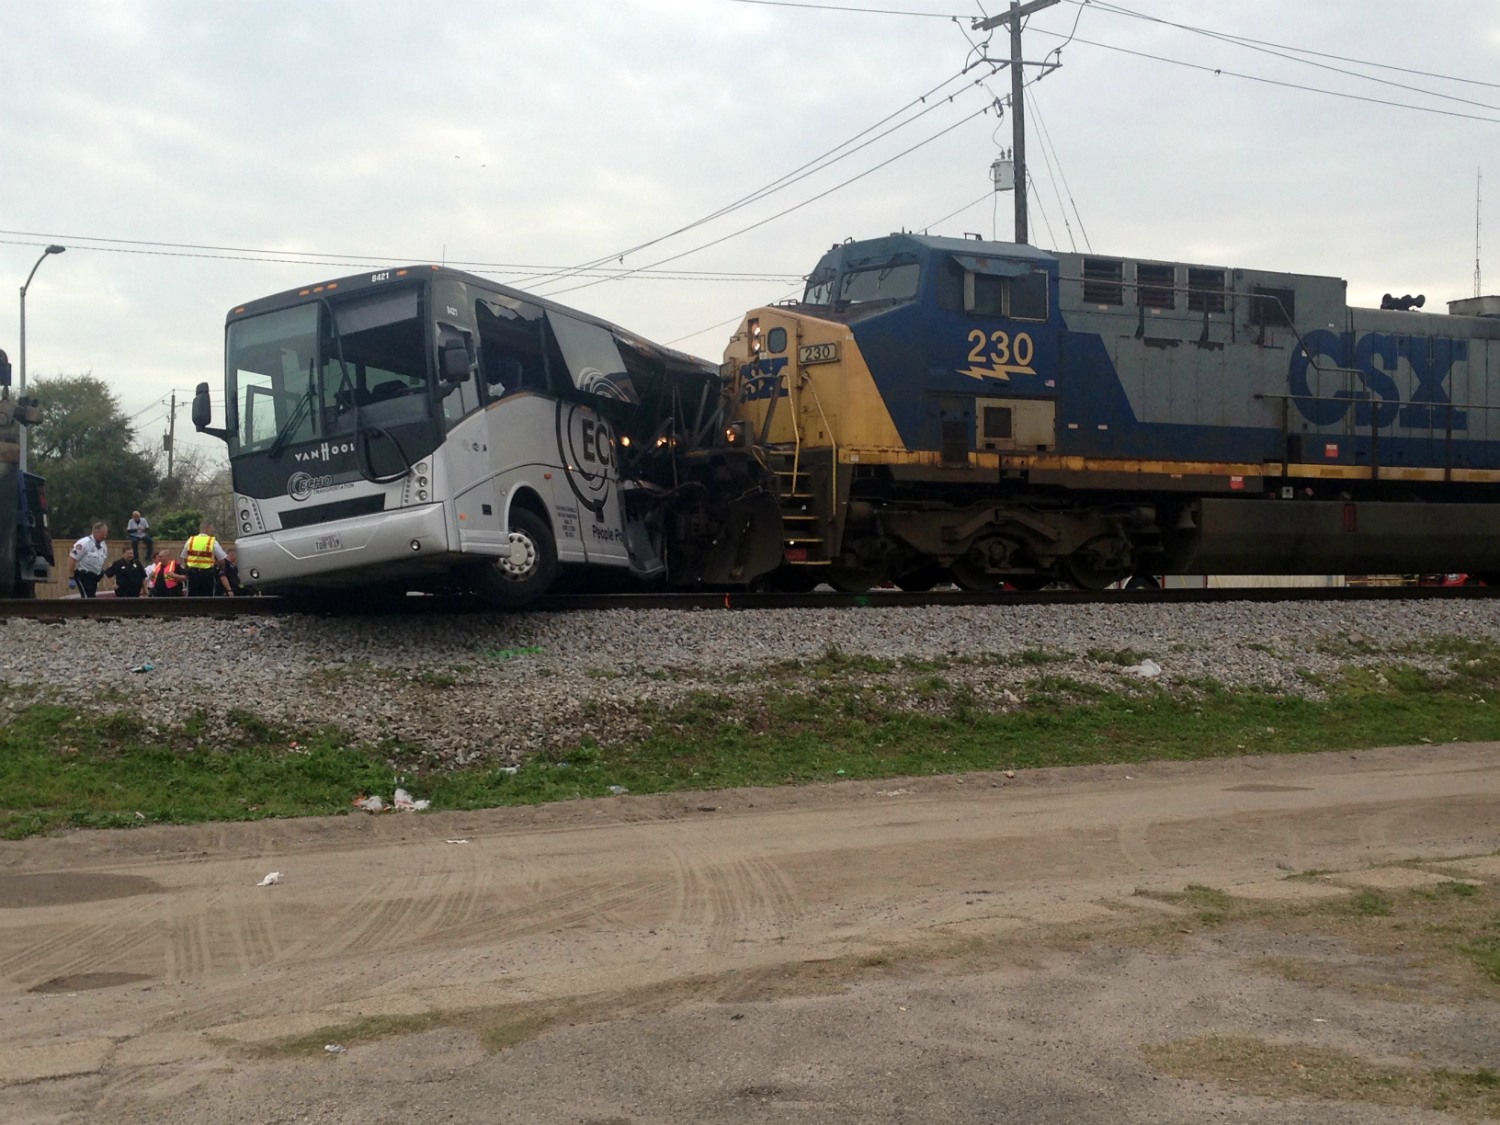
[192,382,213,430]
[439,339,472,384]
[0,349,10,388]
[192,381,228,440]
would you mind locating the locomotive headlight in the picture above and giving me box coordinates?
[415,461,429,475]
[619,435,632,447]
[748,317,762,354]
[242,522,252,533]
[417,476,428,487]
[239,509,249,521]
[725,420,748,446]
[249,568,261,580]
[417,490,428,501]
[410,540,422,552]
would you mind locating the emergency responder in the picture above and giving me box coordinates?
[68,522,110,598]
[179,520,230,597]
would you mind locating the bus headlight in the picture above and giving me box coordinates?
[417,490,428,501]
[242,522,252,533]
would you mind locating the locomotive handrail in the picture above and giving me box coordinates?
[1255,393,1483,483]
[803,371,840,551]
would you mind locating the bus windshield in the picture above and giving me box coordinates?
[226,285,431,456]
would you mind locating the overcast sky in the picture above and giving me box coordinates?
[4,0,1498,474]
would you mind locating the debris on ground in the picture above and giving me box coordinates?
[257,872,283,886]
[353,790,432,813]
[1125,658,1162,678]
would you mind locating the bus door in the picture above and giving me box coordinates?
[436,317,508,549]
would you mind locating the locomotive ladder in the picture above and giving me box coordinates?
[765,373,838,567]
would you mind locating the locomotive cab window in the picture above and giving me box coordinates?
[1008,270,1049,320]
[955,259,1049,321]
[837,262,921,306]
[803,266,836,307]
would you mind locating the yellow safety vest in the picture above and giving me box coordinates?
[185,534,218,570]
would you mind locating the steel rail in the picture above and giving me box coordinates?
[0,583,1494,620]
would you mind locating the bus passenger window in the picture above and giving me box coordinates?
[477,298,550,398]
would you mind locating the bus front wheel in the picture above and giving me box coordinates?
[476,508,559,607]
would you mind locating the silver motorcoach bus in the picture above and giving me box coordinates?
[195,265,782,605]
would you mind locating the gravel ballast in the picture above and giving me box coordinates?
[1,600,1494,764]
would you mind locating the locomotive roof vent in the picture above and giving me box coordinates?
[1448,295,1500,318]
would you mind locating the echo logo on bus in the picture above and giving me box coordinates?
[1290,330,1469,429]
[579,418,611,466]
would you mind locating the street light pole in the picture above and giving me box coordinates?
[18,244,65,473]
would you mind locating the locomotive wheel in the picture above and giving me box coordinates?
[475,508,559,607]
[949,556,1003,592]
[893,562,948,592]
[826,564,885,593]
[1062,551,1129,591]
[768,565,820,593]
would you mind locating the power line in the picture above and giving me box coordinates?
[511,63,991,288]
[0,237,798,282]
[1073,0,1500,94]
[729,0,964,17]
[1027,28,1500,124]
[922,191,992,233]
[1028,92,1091,253]
[537,101,997,299]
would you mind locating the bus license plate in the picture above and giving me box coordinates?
[314,534,342,553]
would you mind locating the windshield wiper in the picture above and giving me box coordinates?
[268,361,317,461]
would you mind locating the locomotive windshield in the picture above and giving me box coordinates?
[837,262,921,305]
[226,285,431,457]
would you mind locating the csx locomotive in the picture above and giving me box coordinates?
[723,232,1500,590]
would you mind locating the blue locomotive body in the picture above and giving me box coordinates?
[724,233,1500,590]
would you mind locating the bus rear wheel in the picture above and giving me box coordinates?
[476,508,559,607]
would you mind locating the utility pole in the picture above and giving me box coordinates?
[973,0,1060,245]
[165,390,177,480]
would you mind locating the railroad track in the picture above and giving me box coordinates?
[1,583,1494,619]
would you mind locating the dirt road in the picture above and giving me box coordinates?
[3,745,1498,1123]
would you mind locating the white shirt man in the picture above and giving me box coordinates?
[69,523,111,599]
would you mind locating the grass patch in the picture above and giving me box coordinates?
[9,648,1500,837]
[1142,1036,1500,1117]
[255,1012,448,1057]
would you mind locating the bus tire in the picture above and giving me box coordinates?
[476,508,558,607]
